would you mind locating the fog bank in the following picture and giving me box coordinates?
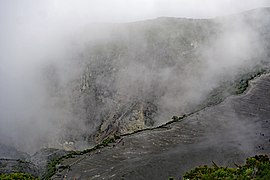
[0,1,270,153]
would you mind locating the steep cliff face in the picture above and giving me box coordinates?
[0,144,39,176]
[64,19,213,144]
[37,8,270,150]
[55,8,269,146]
[53,72,270,180]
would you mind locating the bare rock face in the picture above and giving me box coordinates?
[0,145,70,178]
[38,8,270,150]
[61,7,270,146]
[52,70,270,180]
[0,159,39,177]
[47,9,270,179]
[0,143,30,160]
[30,148,71,177]
[96,101,156,143]
[0,144,39,177]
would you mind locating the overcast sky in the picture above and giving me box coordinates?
[0,0,269,66]
[1,0,270,25]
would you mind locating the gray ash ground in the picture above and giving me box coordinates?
[51,74,270,180]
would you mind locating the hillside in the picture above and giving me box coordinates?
[1,7,270,179]
[46,7,270,148]
[51,71,270,179]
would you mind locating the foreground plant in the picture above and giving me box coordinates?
[182,155,270,180]
[0,173,38,180]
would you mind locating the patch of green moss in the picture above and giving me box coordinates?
[43,135,120,179]
[233,69,266,95]
[182,155,270,180]
[171,114,187,122]
[0,173,38,180]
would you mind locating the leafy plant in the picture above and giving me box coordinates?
[182,155,270,180]
[0,173,38,180]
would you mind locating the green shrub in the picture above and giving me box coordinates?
[0,173,38,180]
[183,155,270,180]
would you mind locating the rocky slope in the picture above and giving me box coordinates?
[52,69,270,180]
[45,7,270,148]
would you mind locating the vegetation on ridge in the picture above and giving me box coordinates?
[0,173,38,180]
[176,155,270,180]
[43,135,120,179]
[233,69,267,95]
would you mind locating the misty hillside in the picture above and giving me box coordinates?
[39,7,270,150]
[1,7,270,179]
[47,8,270,179]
